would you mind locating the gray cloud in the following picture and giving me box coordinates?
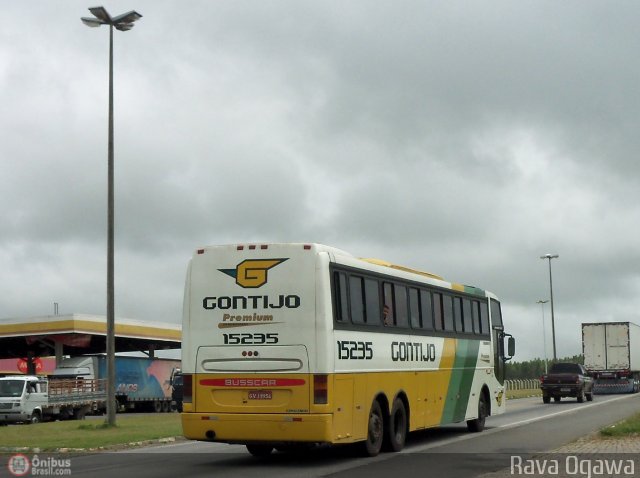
[2,1,640,360]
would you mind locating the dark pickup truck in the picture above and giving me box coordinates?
[540,363,594,404]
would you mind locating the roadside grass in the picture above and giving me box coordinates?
[0,414,181,451]
[507,388,541,400]
[600,411,640,438]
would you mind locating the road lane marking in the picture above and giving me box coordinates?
[403,393,638,453]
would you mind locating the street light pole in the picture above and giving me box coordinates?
[540,254,559,362]
[81,6,142,427]
[536,300,549,374]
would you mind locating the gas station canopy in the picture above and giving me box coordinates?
[0,314,181,359]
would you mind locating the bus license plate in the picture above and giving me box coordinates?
[248,390,272,400]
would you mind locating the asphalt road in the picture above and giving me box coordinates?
[11,393,640,478]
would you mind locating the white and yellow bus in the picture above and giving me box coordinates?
[181,243,515,456]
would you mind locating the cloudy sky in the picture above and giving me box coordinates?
[2,1,639,361]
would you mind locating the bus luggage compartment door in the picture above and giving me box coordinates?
[195,345,310,414]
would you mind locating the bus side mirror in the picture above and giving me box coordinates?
[508,336,516,358]
[500,333,515,362]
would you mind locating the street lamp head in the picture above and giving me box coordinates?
[81,6,142,30]
[88,6,112,23]
[112,11,143,24]
[540,254,559,260]
[81,17,104,27]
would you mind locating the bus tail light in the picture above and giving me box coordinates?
[183,374,193,404]
[313,374,328,404]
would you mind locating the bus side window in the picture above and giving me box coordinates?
[443,294,454,332]
[335,272,349,322]
[490,299,503,329]
[349,276,365,324]
[409,288,420,328]
[433,292,444,331]
[420,289,434,330]
[383,282,394,326]
[394,284,408,328]
[480,301,489,334]
[462,298,473,333]
[472,300,481,334]
[453,297,463,332]
[364,278,381,325]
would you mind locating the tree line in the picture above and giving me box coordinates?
[505,355,584,380]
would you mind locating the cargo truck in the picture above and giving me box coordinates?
[0,375,106,424]
[51,356,181,412]
[582,322,640,394]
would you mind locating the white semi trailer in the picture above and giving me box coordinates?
[582,322,640,394]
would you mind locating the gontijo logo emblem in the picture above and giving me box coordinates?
[219,259,288,288]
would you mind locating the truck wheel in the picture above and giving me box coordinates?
[162,400,170,413]
[385,398,407,452]
[467,393,487,433]
[74,407,88,420]
[153,400,163,413]
[29,411,41,424]
[360,400,384,456]
[543,395,551,404]
[246,444,273,457]
[553,397,561,402]
[577,389,585,403]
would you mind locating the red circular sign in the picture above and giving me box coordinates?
[16,358,43,374]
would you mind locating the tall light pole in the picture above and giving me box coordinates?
[81,6,142,427]
[536,300,549,374]
[540,254,559,362]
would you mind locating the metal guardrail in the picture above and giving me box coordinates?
[505,379,540,391]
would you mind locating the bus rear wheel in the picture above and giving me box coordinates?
[385,398,407,452]
[361,400,384,457]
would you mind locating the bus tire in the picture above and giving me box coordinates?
[361,400,384,457]
[246,444,273,457]
[385,398,407,452]
[467,393,487,433]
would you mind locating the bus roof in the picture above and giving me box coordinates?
[193,243,494,299]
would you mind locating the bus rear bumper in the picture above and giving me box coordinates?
[182,412,334,444]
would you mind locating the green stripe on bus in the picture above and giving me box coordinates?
[441,339,481,424]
